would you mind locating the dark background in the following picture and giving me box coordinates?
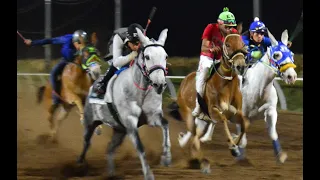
[17,0,303,59]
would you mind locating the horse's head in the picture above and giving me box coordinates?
[266,29,297,84]
[136,28,168,94]
[78,33,102,81]
[222,33,248,75]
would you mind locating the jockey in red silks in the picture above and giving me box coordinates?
[192,7,239,119]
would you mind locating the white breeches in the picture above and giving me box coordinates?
[196,55,214,96]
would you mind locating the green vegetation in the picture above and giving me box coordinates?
[17,54,303,112]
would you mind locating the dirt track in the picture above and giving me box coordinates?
[17,87,303,180]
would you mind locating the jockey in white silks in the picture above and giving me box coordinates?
[90,23,144,99]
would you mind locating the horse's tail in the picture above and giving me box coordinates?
[37,86,46,104]
[167,101,183,121]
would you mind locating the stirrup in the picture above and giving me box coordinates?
[198,113,211,121]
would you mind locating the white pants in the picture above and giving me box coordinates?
[196,55,215,96]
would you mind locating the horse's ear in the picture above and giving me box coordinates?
[136,28,150,45]
[281,29,289,46]
[157,28,168,46]
[91,32,98,47]
[236,22,243,35]
[267,29,278,46]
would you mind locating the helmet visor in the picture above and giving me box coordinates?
[224,19,237,26]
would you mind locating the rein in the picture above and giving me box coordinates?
[242,49,297,78]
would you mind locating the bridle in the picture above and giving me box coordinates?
[135,44,168,85]
[213,34,247,80]
[264,44,296,77]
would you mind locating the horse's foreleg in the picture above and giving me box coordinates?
[50,104,72,141]
[160,117,172,167]
[235,123,247,159]
[191,129,210,174]
[128,127,154,180]
[210,107,241,157]
[106,129,126,176]
[265,106,287,163]
[232,111,250,146]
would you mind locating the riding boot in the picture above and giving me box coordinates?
[192,68,208,117]
[93,65,118,99]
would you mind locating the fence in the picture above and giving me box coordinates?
[17,73,303,111]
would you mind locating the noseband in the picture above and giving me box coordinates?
[136,44,167,85]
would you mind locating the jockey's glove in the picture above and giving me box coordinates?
[210,46,221,54]
[128,51,138,60]
[113,51,138,68]
[251,50,263,60]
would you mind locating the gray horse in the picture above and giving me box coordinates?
[76,28,171,180]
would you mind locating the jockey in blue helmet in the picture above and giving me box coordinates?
[242,17,292,62]
[24,30,88,106]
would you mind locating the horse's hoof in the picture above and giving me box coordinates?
[144,171,155,180]
[231,133,238,140]
[235,147,246,161]
[76,157,85,164]
[160,154,172,167]
[201,159,211,174]
[230,145,241,157]
[108,170,115,177]
[277,151,288,164]
[178,132,191,147]
[95,126,102,135]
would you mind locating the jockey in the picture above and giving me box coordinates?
[90,23,144,99]
[242,17,292,62]
[24,30,88,105]
[192,7,238,118]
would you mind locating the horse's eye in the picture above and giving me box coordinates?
[273,51,283,61]
[226,44,230,47]
[145,55,150,60]
[166,55,168,60]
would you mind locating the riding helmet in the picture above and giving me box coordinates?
[72,30,88,44]
[217,7,237,27]
[127,23,144,44]
[249,17,267,33]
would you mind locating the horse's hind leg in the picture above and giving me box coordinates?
[47,104,59,141]
[128,128,154,180]
[106,129,126,176]
[77,121,100,164]
[265,106,287,163]
[191,130,210,174]
[178,106,194,147]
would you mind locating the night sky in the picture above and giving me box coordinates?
[17,0,303,59]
